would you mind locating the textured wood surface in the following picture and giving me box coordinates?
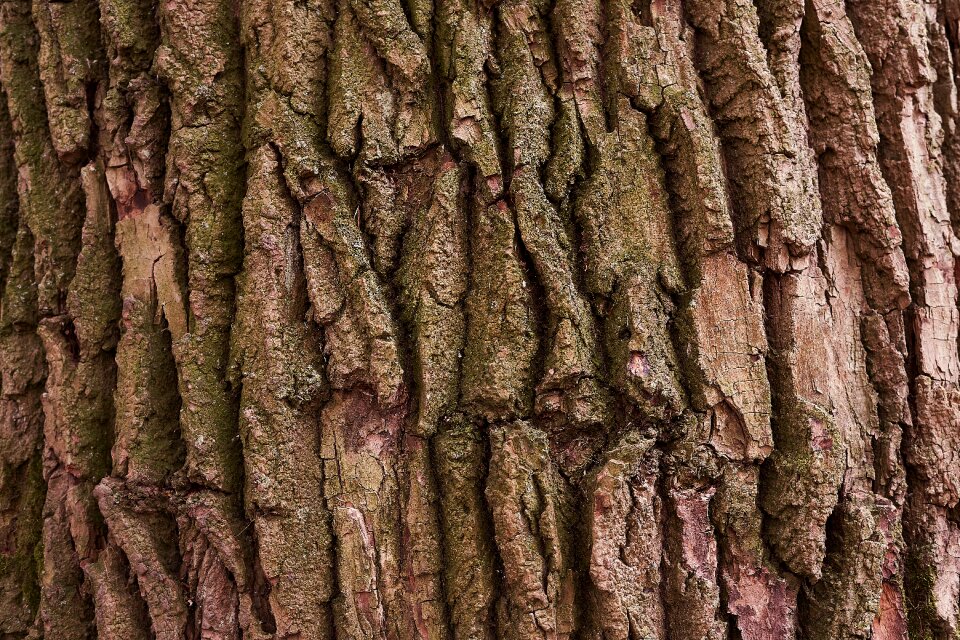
[1,0,959,638]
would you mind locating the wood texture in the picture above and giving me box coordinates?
[0,0,959,638]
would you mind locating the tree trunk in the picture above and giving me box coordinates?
[0,0,959,638]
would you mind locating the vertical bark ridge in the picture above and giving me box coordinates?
[846,1,960,636]
[106,192,185,638]
[594,3,783,638]
[433,415,498,640]
[232,144,331,639]
[496,0,608,445]
[99,48,182,640]
[681,2,837,594]
[150,0,255,636]
[443,7,571,636]
[238,2,342,637]
[314,8,430,633]
[37,162,121,640]
[0,89,17,296]
[926,0,960,236]
[155,0,245,494]
[237,2,340,637]
[433,4,505,634]
[101,149,186,640]
[0,225,44,639]
[680,7,868,639]
[750,4,896,638]
[89,0,172,634]
[682,3,906,639]
[481,5,610,635]
[0,0,103,636]
[0,0,84,316]
[685,0,822,271]
[28,9,124,638]
[0,83,40,640]
[32,0,102,165]
[795,2,914,637]
[30,1,130,635]
[790,226,891,639]
[572,95,688,636]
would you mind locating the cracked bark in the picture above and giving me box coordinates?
[1,0,959,638]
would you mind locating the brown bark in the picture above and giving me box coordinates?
[0,0,959,638]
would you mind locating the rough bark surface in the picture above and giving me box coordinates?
[0,0,959,638]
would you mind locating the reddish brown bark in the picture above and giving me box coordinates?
[1,0,959,639]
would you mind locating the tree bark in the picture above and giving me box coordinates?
[0,0,959,638]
